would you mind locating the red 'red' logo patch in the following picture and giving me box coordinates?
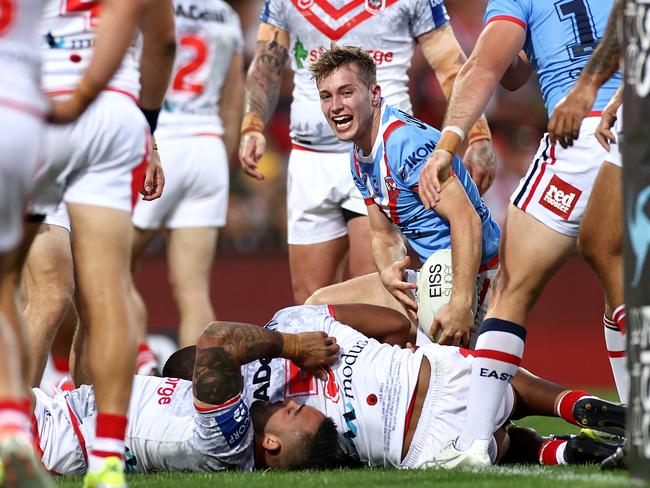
[538,175,582,220]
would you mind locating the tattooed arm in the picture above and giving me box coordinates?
[548,0,622,148]
[239,23,290,180]
[418,26,496,195]
[193,321,339,406]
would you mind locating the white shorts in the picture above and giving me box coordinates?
[401,345,515,469]
[605,106,623,168]
[44,202,71,232]
[287,147,367,245]
[29,91,149,217]
[0,103,44,252]
[34,387,87,476]
[132,134,228,229]
[510,116,608,237]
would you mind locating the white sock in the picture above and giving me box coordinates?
[604,310,629,403]
[456,318,526,451]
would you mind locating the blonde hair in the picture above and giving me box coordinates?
[309,44,377,88]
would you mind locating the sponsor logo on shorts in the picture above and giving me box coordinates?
[538,175,581,220]
[216,402,251,448]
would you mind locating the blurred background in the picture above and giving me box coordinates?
[137,0,612,388]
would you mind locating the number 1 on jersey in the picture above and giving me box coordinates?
[555,0,598,59]
[64,0,101,27]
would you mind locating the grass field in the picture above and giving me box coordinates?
[53,407,644,488]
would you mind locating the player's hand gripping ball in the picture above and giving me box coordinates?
[416,249,477,341]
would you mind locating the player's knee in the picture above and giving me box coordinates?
[304,287,328,305]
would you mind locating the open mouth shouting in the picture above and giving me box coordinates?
[332,114,353,131]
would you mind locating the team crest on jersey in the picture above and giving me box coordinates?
[296,0,315,9]
[365,0,385,14]
[384,176,400,200]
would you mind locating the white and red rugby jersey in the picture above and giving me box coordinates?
[40,0,140,99]
[0,0,47,114]
[36,375,254,474]
[156,0,243,138]
[242,304,423,467]
[260,0,449,151]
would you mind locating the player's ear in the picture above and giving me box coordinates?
[371,83,381,105]
[262,433,281,454]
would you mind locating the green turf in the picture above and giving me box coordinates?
[54,392,643,487]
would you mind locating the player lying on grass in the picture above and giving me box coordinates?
[164,304,626,469]
[31,325,342,474]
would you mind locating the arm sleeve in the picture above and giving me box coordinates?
[192,395,254,467]
[259,0,289,31]
[484,0,530,30]
[410,0,450,37]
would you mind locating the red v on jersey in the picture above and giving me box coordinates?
[291,0,400,40]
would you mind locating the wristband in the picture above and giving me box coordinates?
[436,129,463,155]
[141,107,160,133]
[442,125,466,141]
[241,112,265,136]
[281,333,303,362]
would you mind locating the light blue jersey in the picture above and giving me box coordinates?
[351,101,500,266]
[485,0,621,115]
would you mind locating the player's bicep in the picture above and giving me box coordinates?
[433,176,476,223]
[470,20,527,80]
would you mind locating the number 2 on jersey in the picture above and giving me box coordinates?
[556,0,598,59]
[0,0,14,34]
[172,35,208,94]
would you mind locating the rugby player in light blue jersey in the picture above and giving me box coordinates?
[417,0,621,468]
[307,45,500,350]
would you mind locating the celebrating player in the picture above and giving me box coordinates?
[33,324,341,474]
[415,0,621,467]
[307,45,500,346]
[131,0,245,352]
[547,0,627,403]
[239,0,496,305]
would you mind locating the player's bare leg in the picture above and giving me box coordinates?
[167,227,218,347]
[130,226,158,374]
[0,228,52,487]
[344,215,376,279]
[289,236,350,305]
[450,204,576,461]
[577,163,627,402]
[23,224,74,386]
[67,203,135,476]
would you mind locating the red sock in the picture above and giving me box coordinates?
[52,355,70,373]
[539,439,567,465]
[88,413,127,472]
[613,305,626,335]
[0,398,32,438]
[556,390,591,426]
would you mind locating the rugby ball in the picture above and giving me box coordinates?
[416,249,453,341]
